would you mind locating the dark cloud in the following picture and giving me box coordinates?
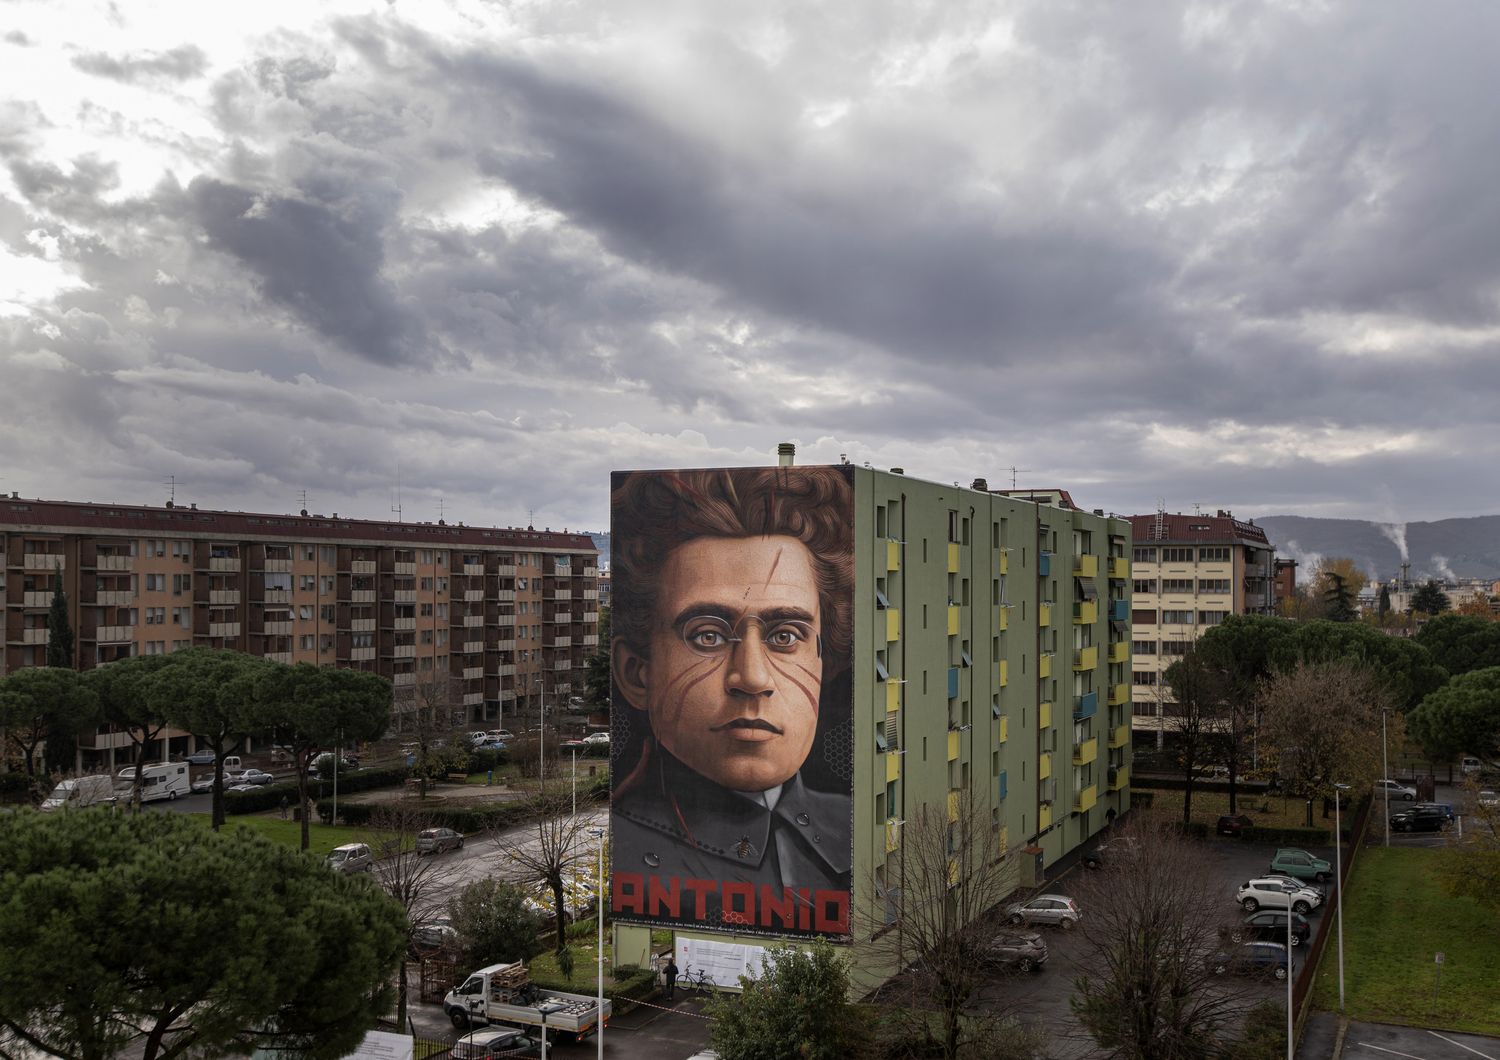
[4,31,32,47]
[71,44,208,83]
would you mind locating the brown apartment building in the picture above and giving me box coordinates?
[1,495,599,758]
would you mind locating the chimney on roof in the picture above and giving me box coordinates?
[301,509,308,517]
[891,467,904,475]
[777,442,795,467]
[1094,508,1104,516]
[190,503,196,510]
[972,477,988,491]
[165,499,174,508]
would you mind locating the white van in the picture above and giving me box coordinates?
[115,762,191,802]
[40,775,117,811]
[1462,755,1483,775]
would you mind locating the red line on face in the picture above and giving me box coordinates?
[771,657,820,715]
[763,545,784,590]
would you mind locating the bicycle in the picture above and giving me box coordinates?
[680,964,715,995]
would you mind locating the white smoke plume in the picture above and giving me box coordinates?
[1430,554,1456,581]
[1280,540,1324,584]
[1376,522,1409,563]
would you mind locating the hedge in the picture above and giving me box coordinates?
[323,795,543,832]
[1239,824,1331,846]
[529,963,658,1015]
[224,764,411,816]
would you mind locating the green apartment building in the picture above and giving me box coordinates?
[609,458,1131,987]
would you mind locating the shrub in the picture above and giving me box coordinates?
[467,747,510,774]
[322,793,549,832]
[1242,824,1330,846]
[226,765,410,816]
[529,962,658,1014]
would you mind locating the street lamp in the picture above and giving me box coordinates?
[1333,782,1350,1011]
[588,825,606,1060]
[571,747,578,818]
[535,674,547,790]
[1281,881,1298,1060]
[1382,709,1391,847]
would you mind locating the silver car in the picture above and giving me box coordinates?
[1005,894,1081,930]
[326,843,374,874]
[415,827,465,856]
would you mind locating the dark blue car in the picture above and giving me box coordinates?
[1207,941,1292,980]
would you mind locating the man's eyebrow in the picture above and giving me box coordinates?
[669,603,817,629]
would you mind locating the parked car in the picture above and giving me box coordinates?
[484,729,516,742]
[1217,814,1254,837]
[416,827,465,856]
[189,775,215,794]
[450,1027,544,1059]
[473,739,508,752]
[1206,941,1292,980]
[581,732,610,746]
[326,843,374,874]
[412,916,458,952]
[1390,805,1449,833]
[982,930,1049,972]
[1477,790,1498,808]
[183,749,217,765]
[1005,894,1081,930]
[1224,910,1311,947]
[1262,873,1326,902]
[1414,802,1455,822]
[311,752,358,772]
[1196,764,1231,780]
[1237,878,1321,915]
[39,775,117,811]
[1374,779,1417,801]
[225,768,276,786]
[1268,848,1331,883]
[1082,836,1140,870]
[226,783,258,793]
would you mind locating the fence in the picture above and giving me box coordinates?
[1291,794,1372,1043]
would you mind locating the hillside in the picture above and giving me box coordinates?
[1254,515,1500,582]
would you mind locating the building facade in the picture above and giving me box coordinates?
[608,460,1131,985]
[0,496,598,760]
[1125,511,1276,737]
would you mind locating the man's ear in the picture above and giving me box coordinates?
[612,638,650,713]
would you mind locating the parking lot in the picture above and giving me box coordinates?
[1343,1022,1500,1060]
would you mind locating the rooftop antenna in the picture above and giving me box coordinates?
[164,475,176,506]
[1153,500,1166,541]
[298,488,308,512]
[390,464,403,523]
[437,497,446,523]
[1003,466,1032,489]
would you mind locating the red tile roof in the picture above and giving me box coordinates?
[1125,513,1271,546]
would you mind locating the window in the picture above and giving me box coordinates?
[1160,578,1194,593]
[1133,579,1156,594]
[299,635,314,650]
[320,576,334,595]
[419,550,433,564]
[420,603,433,617]
[1161,640,1191,655]
[173,574,191,595]
[1133,671,1158,686]
[1198,579,1231,594]
[1132,547,1156,563]
[421,629,435,645]
[1132,609,1157,625]
[437,629,448,646]
[1199,546,1230,562]
[145,640,166,655]
[1198,610,1228,625]
[299,605,313,620]
[302,546,315,561]
[1161,547,1194,563]
[437,577,448,592]
[1132,640,1157,655]
[420,577,434,591]
[1161,609,1194,624]
[320,605,335,622]
[320,546,335,564]
[300,575,316,591]
[437,603,448,619]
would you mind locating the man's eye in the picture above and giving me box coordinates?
[766,625,807,649]
[688,629,727,648]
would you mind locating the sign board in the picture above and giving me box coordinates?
[1435,952,1445,965]
[346,1031,414,1060]
[677,937,771,989]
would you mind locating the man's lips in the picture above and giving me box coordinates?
[710,717,784,741]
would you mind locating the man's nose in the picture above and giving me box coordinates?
[725,627,775,697]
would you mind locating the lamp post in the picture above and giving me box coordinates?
[1334,781,1350,1011]
[1382,709,1390,847]
[571,747,578,818]
[536,674,546,790]
[589,825,606,1060]
[1281,881,1298,1060]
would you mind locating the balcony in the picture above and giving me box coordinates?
[263,559,292,573]
[1039,803,1053,831]
[494,638,517,651]
[947,729,960,762]
[1037,552,1051,578]
[22,554,65,572]
[1038,603,1051,627]
[497,664,516,676]
[1039,752,1052,780]
[463,563,484,576]
[947,606,959,636]
[351,590,376,604]
[1108,683,1130,707]
[263,621,292,636]
[393,673,416,687]
[997,714,1008,744]
[22,591,51,607]
[96,555,132,571]
[394,617,416,631]
[19,628,49,645]
[947,789,961,822]
[209,622,240,638]
[457,589,480,603]
[581,589,599,601]
[264,651,292,664]
[394,562,416,575]
[350,646,376,662]
[1073,645,1098,671]
[1109,599,1130,623]
[1108,723,1131,750]
[394,590,416,604]
[996,659,1008,687]
[885,608,900,642]
[495,613,516,626]
[351,618,376,632]
[1039,653,1053,680]
[463,614,484,627]
[1072,554,1099,579]
[462,640,483,654]
[548,590,574,602]
[886,539,901,572]
[463,691,484,706]
[1073,691,1098,720]
[582,611,599,623]
[1074,784,1098,814]
[96,590,135,606]
[499,689,516,702]
[263,589,291,604]
[581,634,599,647]
[997,605,1008,632]
[392,644,415,658]
[210,557,240,572]
[548,636,572,649]
[998,549,1008,576]
[550,611,574,625]
[947,542,960,574]
[1108,764,1130,791]
[1108,556,1130,580]
[352,560,377,575]
[494,590,517,603]
[1073,737,1098,765]
[1073,599,1098,625]
[1107,640,1129,664]
[94,625,133,642]
[553,660,572,671]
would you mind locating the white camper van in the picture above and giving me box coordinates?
[40,775,117,811]
[115,762,191,802]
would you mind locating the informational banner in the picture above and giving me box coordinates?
[610,466,855,938]
[344,1031,414,1060]
[676,936,771,989]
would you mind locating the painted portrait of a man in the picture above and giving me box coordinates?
[609,466,854,937]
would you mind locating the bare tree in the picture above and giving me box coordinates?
[494,791,594,954]
[1257,660,1393,827]
[398,672,462,797]
[1162,646,1232,827]
[860,784,1024,1060]
[1440,781,1500,912]
[363,805,454,1029]
[1069,816,1258,1058]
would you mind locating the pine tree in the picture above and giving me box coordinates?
[1323,572,1356,622]
[1378,584,1392,618]
[1411,579,1450,615]
[46,568,74,669]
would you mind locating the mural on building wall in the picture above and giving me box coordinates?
[609,466,855,938]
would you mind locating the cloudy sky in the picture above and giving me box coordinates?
[3,0,1498,534]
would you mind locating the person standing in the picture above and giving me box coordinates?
[663,957,679,1000]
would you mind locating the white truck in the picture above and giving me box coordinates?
[115,762,190,802]
[39,775,117,811]
[443,962,610,1042]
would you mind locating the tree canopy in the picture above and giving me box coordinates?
[0,809,405,1060]
[1270,619,1446,713]
[1411,579,1450,615]
[1406,667,1500,762]
[46,570,74,670]
[706,940,864,1060]
[1414,614,1500,679]
[83,654,174,810]
[156,648,270,828]
[0,667,99,776]
[446,878,543,972]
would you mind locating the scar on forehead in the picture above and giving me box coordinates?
[743,545,785,599]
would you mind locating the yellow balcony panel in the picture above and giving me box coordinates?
[947,790,960,823]
[1039,803,1053,831]
[1108,764,1130,791]
[886,608,901,643]
[885,820,901,853]
[947,606,960,636]
[1108,723,1131,750]
[885,751,902,784]
[1038,603,1052,627]
[948,856,960,886]
[1109,556,1130,580]
[998,659,1008,687]
[886,681,902,713]
[1039,653,1053,680]
[886,539,901,572]
[1072,737,1098,766]
[1039,701,1052,730]
[1107,641,1129,664]
[998,550,1009,576]
[1108,682,1129,707]
[948,542,960,573]
[947,729,960,762]
[998,715,1008,744]
[1074,784,1098,814]
[997,606,1009,632]
[1073,554,1099,579]
[1039,752,1052,780]
[1073,645,1098,671]
[1073,599,1099,625]
[997,824,1008,856]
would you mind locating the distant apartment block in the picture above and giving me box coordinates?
[0,495,599,748]
[1125,511,1277,738]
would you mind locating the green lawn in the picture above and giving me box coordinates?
[1144,787,1324,831]
[1310,846,1500,1034]
[222,815,362,859]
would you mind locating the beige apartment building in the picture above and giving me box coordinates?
[1125,511,1277,739]
[1,495,598,762]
